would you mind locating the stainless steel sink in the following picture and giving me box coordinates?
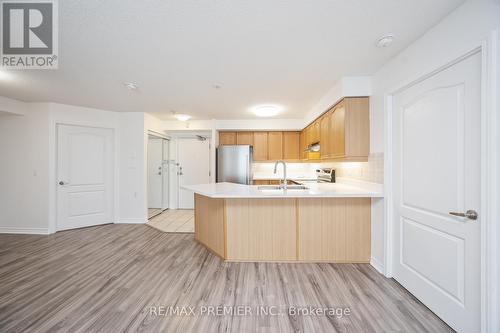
[257,185,309,191]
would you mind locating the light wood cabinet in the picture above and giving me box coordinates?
[303,125,310,146]
[302,97,369,162]
[219,132,236,145]
[252,132,268,161]
[320,111,331,158]
[236,132,253,145]
[220,131,301,161]
[253,180,270,185]
[330,98,369,160]
[218,97,369,162]
[267,132,283,160]
[330,104,346,157]
[283,132,300,160]
[299,130,307,160]
[311,120,321,144]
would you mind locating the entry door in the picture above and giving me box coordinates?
[177,137,210,209]
[57,125,114,231]
[392,52,481,332]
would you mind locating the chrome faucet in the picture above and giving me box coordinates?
[274,160,287,190]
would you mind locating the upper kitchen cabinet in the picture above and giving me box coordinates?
[311,120,321,144]
[330,97,369,161]
[268,132,283,160]
[236,132,253,145]
[252,132,268,161]
[283,132,300,160]
[299,131,307,160]
[320,111,332,159]
[219,132,236,145]
[305,122,320,146]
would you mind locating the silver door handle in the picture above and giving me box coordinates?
[449,210,478,220]
[58,181,69,185]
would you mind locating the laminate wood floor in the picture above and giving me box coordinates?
[0,224,453,333]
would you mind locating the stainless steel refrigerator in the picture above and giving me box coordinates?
[216,145,253,184]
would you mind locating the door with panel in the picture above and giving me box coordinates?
[267,132,283,160]
[161,139,170,210]
[283,132,300,160]
[219,132,236,145]
[392,51,481,332]
[147,138,163,215]
[253,132,268,161]
[178,137,210,209]
[320,112,331,158]
[236,132,253,145]
[330,104,345,157]
[57,125,114,231]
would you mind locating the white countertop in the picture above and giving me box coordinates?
[182,179,383,198]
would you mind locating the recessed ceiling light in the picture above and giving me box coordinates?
[174,114,191,121]
[250,104,283,118]
[123,82,139,90]
[376,34,394,48]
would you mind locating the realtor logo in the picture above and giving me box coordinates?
[1,0,58,69]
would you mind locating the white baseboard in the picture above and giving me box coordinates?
[370,256,385,274]
[115,218,146,224]
[0,227,50,235]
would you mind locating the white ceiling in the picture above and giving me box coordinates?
[0,0,464,120]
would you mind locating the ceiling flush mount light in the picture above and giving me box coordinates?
[171,111,191,121]
[376,34,394,48]
[251,104,283,118]
[175,114,191,121]
[123,82,139,91]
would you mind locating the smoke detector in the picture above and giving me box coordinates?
[376,34,394,48]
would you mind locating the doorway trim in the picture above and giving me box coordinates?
[49,118,119,234]
[146,131,170,218]
[384,32,498,332]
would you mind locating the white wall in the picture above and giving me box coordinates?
[304,76,372,125]
[119,112,146,223]
[0,100,151,232]
[0,103,51,233]
[368,1,500,320]
[0,96,27,115]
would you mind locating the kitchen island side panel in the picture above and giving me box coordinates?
[225,198,297,261]
[194,194,226,258]
[297,198,371,262]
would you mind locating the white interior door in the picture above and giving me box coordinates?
[392,52,481,332]
[147,138,163,209]
[177,137,210,209]
[57,125,114,231]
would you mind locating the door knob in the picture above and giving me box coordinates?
[449,210,478,220]
[58,181,69,185]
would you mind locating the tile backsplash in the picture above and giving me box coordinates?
[320,153,384,183]
[252,153,384,184]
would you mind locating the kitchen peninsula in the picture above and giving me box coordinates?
[183,181,383,263]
